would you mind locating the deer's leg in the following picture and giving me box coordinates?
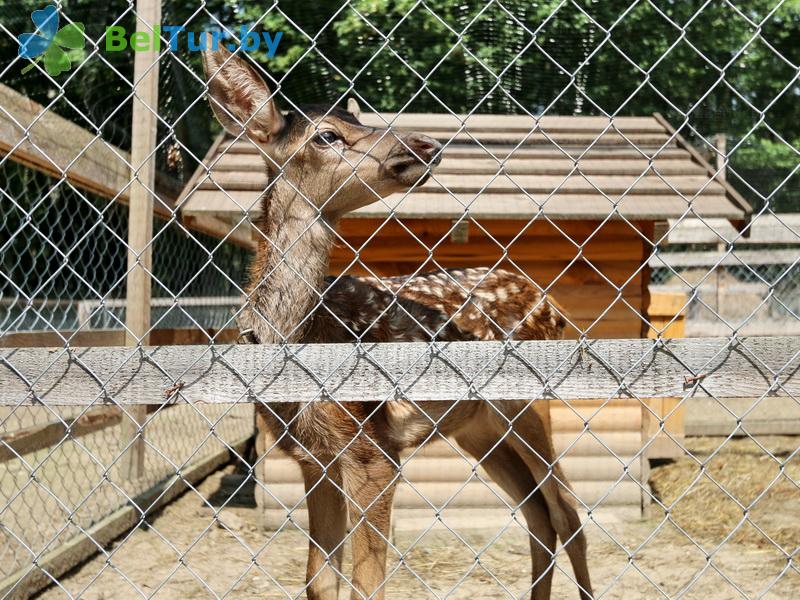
[303,463,347,600]
[455,430,557,600]
[492,401,593,600]
[341,447,398,600]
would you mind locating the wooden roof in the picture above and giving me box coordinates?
[179,113,750,225]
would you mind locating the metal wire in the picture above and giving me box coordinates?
[1,1,799,598]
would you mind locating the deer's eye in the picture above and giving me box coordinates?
[313,131,341,146]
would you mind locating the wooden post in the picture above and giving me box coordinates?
[643,293,687,461]
[714,133,727,181]
[122,0,161,481]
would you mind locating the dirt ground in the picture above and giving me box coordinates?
[37,436,799,599]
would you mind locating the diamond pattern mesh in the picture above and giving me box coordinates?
[1,1,799,599]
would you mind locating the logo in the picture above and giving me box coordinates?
[104,26,282,57]
[18,5,85,76]
[17,5,282,78]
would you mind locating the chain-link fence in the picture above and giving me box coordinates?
[1,160,250,333]
[2,1,800,599]
[650,214,800,337]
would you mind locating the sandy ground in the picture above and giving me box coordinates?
[30,436,799,599]
[1,405,252,579]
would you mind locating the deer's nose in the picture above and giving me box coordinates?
[406,133,443,165]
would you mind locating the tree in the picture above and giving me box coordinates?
[1,0,798,210]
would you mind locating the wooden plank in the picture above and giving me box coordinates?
[336,236,643,263]
[550,399,642,433]
[0,435,251,600]
[148,327,240,346]
[646,292,686,340]
[563,319,644,340]
[198,171,725,197]
[649,248,799,269]
[176,131,257,247]
[339,130,675,147]
[353,192,738,221]
[177,133,226,205]
[336,216,648,243]
[211,153,705,177]
[0,84,178,220]
[256,454,643,483]
[0,330,126,348]
[0,407,122,463]
[648,293,686,317]
[665,215,800,245]
[552,430,644,457]
[359,113,667,134]
[714,134,727,181]
[181,215,256,250]
[0,83,129,204]
[1,337,797,406]
[256,479,642,511]
[437,158,706,176]
[685,396,800,437]
[653,113,751,224]
[220,138,691,161]
[413,175,727,195]
[183,190,740,221]
[329,260,646,286]
[121,0,161,482]
[642,397,685,460]
[0,328,239,349]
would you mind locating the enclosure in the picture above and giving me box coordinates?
[1,1,799,599]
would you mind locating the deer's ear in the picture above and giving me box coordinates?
[346,97,361,120]
[202,39,285,143]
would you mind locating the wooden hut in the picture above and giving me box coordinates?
[182,112,748,339]
[179,113,750,523]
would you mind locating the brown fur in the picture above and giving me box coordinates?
[203,42,593,600]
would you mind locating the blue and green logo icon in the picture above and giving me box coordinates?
[18,5,85,76]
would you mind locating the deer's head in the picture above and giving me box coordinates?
[202,44,442,219]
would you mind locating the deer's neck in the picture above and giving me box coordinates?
[245,176,334,344]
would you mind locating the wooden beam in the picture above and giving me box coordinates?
[652,113,751,227]
[212,153,707,177]
[1,337,797,406]
[121,0,161,481]
[0,435,251,600]
[178,132,226,206]
[664,214,800,245]
[182,189,742,221]
[0,83,178,219]
[0,327,240,349]
[181,215,256,250]
[358,113,668,134]
[0,329,126,348]
[649,248,799,269]
[198,171,728,196]
[714,134,727,181]
[642,396,685,460]
[0,407,121,463]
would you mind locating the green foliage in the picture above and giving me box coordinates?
[0,0,798,210]
[733,138,800,170]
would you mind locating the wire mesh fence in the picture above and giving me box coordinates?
[1,1,800,599]
[0,160,249,333]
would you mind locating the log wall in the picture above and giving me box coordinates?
[330,218,653,339]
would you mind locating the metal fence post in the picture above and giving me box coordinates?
[121,0,161,481]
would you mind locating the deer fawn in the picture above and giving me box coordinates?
[202,42,592,600]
